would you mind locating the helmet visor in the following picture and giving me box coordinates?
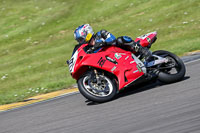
[76,37,85,44]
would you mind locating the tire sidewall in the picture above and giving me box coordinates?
[153,50,186,83]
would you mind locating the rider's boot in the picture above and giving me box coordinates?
[116,37,153,62]
[132,41,153,62]
[139,47,153,62]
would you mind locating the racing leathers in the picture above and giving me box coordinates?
[72,30,152,61]
[72,30,116,55]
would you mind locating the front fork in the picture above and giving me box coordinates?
[90,68,105,84]
[93,69,102,85]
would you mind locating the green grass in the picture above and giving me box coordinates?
[0,0,200,105]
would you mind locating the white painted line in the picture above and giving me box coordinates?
[184,58,200,64]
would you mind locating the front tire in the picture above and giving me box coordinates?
[78,71,117,103]
[153,50,186,83]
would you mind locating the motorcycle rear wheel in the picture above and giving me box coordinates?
[78,71,117,103]
[153,50,186,83]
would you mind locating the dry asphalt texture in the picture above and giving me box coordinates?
[0,56,200,133]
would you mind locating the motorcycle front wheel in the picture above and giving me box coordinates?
[77,71,117,103]
[153,50,186,83]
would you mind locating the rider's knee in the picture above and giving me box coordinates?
[116,36,132,46]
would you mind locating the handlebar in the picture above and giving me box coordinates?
[86,47,95,54]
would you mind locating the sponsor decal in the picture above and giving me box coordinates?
[132,53,146,73]
[106,56,118,64]
[115,53,122,59]
[133,70,139,73]
[114,53,126,59]
[111,66,117,73]
[125,56,129,60]
[97,57,106,67]
[136,65,142,72]
[147,37,151,43]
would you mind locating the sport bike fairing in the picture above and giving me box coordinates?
[69,44,146,90]
[67,31,186,103]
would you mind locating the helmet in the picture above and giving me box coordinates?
[74,24,94,44]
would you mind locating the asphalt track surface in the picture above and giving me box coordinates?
[0,59,200,133]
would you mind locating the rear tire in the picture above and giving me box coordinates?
[78,71,117,103]
[153,50,186,83]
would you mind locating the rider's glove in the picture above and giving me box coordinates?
[87,48,93,54]
[94,41,105,50]
[87,41,105,53]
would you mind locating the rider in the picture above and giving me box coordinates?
[73,24,152,61]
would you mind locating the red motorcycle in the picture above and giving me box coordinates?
[67,32,186,102]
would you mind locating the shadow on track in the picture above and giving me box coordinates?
[86,76,190,106]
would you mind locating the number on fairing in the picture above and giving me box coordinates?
[69,51,78,73]
[138,32,153,39]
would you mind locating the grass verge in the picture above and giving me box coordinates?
[0,0,199,105]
